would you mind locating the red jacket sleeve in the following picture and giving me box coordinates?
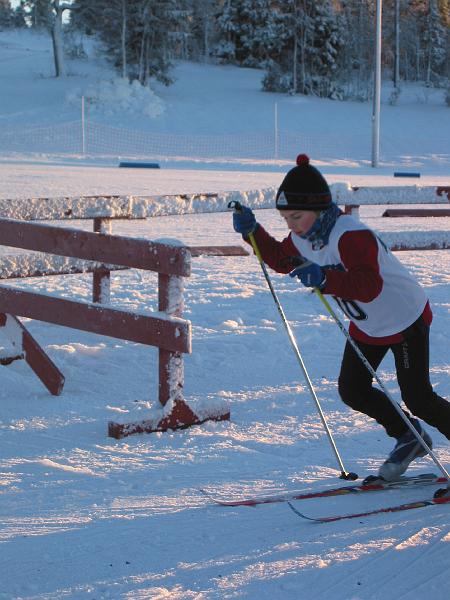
[323,230,383,302]
[245,226,301,273]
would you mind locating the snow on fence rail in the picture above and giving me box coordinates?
[1,185,448,220]
[0,185,448,288]
[0,185,447,286]
[0,217,233,438]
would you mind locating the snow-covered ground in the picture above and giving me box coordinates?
[0,29,449,600]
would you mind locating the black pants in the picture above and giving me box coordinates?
[338,317,450,440]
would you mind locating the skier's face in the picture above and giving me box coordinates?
[280,209,318,236]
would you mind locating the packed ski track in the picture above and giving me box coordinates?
[1,28,450,600]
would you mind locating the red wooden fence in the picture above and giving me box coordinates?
[0,217,235,438]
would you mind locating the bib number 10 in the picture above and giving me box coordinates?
[334,297,367,321]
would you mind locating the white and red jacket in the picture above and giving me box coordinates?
[251,214,431,345]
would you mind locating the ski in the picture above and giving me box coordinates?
[200,473,446,507]
[287,492,450,523]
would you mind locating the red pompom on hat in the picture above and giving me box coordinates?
[296,153,310,166]
[276,153,332,211]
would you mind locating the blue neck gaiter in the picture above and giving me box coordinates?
[301,202,342,250]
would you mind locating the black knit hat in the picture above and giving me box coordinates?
[276,154,332,211]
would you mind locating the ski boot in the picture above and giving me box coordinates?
[434,486,450,499]
[377,418,432,482]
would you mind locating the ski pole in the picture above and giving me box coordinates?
[314,287,450,481]
[229,201,358,481]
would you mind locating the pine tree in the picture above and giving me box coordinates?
[401,0,449,84]
[214,0,276,66]
[423,0,448,85]
[0,0,12,28]
[307,0,342,97]
[189,0,218,61]
[12,1,28,27]
[262,0,343,99]
[238,0,279,67]
[335,0,374,100]
[24,0,53,29]
[70,0,189,85]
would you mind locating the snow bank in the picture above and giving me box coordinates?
[66,77,165,119]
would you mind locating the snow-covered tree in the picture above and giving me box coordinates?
[70,0,128,77]
[213,0,277,67]
[189,0,218,61]
[423,0,448,85]
[262,0,344,99]
[70,0,189,85]
[122,0,191,85]
[397,0,449,85]
[10,2,26,26]
[334,0,375,100]
[22,0,53,28]
[0,0,12,27]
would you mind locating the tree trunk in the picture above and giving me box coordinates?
[139,33,146,84]
[203,10,210,61]
[292,29,298,93]
[394,0,400,87]
[121,0,127,79]
[292,3,299,94]
[51,0,72,78]
[425,0,436,86]
[144,35,150,86]
[51,6,65,77]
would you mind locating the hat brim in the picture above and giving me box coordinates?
[276,190,332,211]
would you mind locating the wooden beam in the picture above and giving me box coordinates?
[108,398,230,439]
[0,255,127,280]
[0,218,191,276]
[189,245,249,257]
[437,186,450,201]
[383,209,450,217]
[0,246,249,281]
[390,241,450,251]
[0,286,191,354]
[0,313,65,395]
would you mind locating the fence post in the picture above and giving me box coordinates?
[93,217,111,303]
[274,102,279,159]
[344,204,360,219]
[158,272,184,406]
[81,96,86,155]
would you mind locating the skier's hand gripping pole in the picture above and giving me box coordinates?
[228,200,358,481]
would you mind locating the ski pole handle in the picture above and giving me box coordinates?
[228,200,242,212]
[228,201,263,262]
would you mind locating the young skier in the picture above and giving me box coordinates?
[232,154,450,482]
